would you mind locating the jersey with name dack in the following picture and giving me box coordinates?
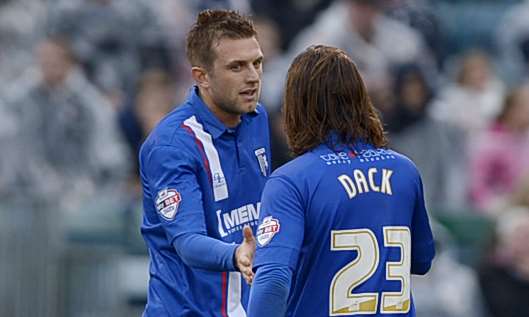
[254,141,435,317]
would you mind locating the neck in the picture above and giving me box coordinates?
[199,88,241,128]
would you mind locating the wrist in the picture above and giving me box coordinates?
[230,243,240,271]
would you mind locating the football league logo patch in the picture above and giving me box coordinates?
[155,189,181,220]
[254,147,269,177]
[256,216,280,247]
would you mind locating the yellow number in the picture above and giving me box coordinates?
[381,227,411,314]
[329,227,411,315]
[330,229,379,315]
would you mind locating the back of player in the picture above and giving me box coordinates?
[253,142,434,316]
[248,45,435,317]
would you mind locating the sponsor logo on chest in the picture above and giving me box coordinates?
[216,202,261,237]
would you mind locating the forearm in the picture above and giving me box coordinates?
[248,264,292,317]
[172,233,238,271]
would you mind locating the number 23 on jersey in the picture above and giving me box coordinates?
[330,226,411,315]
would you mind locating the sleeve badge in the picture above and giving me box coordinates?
[256,216,281,247]
[155,189,181,220]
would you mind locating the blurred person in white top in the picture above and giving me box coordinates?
[430,50,505,143]
[1,36,129,209]
[283,0,433,92]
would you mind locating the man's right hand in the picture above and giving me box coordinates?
[235,225,256,284]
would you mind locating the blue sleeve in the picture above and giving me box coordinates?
[145,144,207,242]
[411,176,435,274]
[254,175,305,271]
[411,261,432,275]
[172,233,237,271]
[248,263,292,317]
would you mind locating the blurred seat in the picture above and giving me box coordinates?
[434,210,495,267]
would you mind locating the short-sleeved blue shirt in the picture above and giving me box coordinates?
[140,86,271,316]
[254,141,435,316]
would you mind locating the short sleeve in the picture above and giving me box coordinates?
[144,144,207,242]
[411,176,435,264]
[254,175,305,271]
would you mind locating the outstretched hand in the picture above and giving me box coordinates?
[235,225,256,284]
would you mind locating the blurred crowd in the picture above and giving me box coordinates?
[2,0,529,316]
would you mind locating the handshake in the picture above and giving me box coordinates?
[234,226,257,285]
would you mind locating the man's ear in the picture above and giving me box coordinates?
[191,66,209,89]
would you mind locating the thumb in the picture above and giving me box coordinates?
[243,225,255,242]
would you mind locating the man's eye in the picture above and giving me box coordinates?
[230,65,242,71]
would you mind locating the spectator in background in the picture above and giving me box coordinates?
[254,16,283,111]
[387,63,467,212]
[0,0,46,95]
[1,36,129,209]
[250,0,333,51]
[430,50,505,143]
[469,84,529,213]
[253,16,291,170]
[383,0,446,69]
[496,0,529,86]
[277,0,433,115]
[479,177,529,317]
[194,0,251,13]
[46,0,168,107]
[118,69,177,183]
[413,223,485,317]
[148,0,195,95]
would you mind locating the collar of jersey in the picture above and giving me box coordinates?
[189,86,260,139]
[320,132,373,152]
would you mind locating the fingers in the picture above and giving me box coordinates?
[238,255,250,267]
[243,272,254,285]
[243,225,255,242]
[239,264,254,285]
[237,226,256,284]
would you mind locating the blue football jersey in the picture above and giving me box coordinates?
[139,86,271,316]
[254,141,435,317]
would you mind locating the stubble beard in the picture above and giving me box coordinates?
[213,90,259,116]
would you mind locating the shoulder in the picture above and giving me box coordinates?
[262,158,312,205]
[382,149,423,186]
[269,151,323,188]
[140,102,200,162]
[356,146,422,178]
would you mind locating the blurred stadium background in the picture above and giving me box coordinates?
[1,0,529,316]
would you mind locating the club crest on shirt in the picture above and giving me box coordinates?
[256,216,280,247]
[155,189,181,220]
[254,147,269,177]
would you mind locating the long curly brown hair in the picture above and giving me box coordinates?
[283,45,387,156]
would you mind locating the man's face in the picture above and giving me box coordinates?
[37,41,72,87]
[204,37,263,118]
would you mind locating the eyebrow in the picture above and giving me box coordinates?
[226,55,264,65]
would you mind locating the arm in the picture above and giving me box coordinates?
[173,226,256,281]
[144,144,255,277]
[411,174,435,274]
[247,263,292,317]
[173,233,238,271]
[250,175,305,313]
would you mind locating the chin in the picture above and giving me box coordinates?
[246,102,258,113]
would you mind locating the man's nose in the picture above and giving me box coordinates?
[246,64,260,82]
